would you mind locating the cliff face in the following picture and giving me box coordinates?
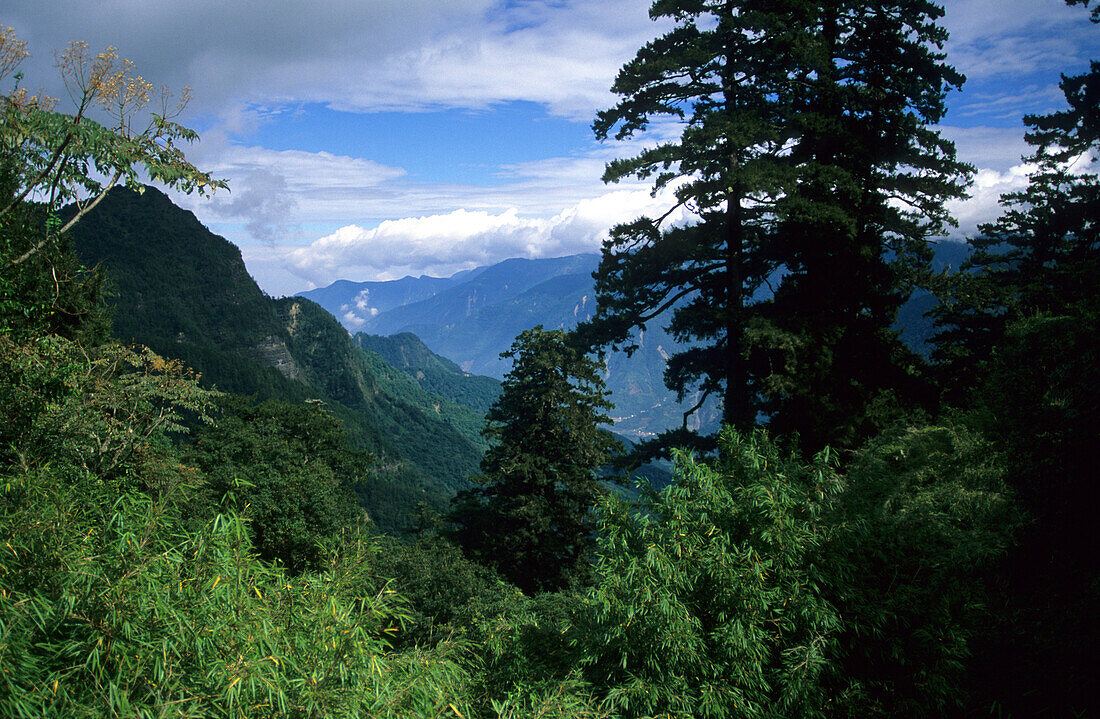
[251,335,301,380]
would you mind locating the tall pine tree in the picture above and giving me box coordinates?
[585,0,970,452]
[755,2,970,449]
[448,327,620,593]
[932,6,1098,396]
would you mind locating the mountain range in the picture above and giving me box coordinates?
[301,244,968,437]
[302,255,723,438]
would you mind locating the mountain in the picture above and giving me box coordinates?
[346,254,601,335]
[69,186,488,531]
[301,255,722,438]
[303,245,968,437]
[353,332,502,416]
[305,272,482,330]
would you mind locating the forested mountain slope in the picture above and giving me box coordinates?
[69,186,486,530]
[354,332,502,416]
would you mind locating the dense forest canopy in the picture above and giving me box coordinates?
[2,2,1098,715]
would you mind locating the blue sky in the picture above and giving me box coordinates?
[4,0,1097,296]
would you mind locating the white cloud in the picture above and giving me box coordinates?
[941,0,1095,124]
[945,164,1033,237]
[164,143,408,243]
[167,124,673,249]
[341,311,367,330]
[338,290,381,328]
[263,184,683,291]
[211,124,1050,296]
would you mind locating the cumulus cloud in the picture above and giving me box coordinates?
[272,185,686,289]
[205,168,296,245]
[341,310,368,330]
[166,123,672,250]
[337,290,381,329]
[6,0,1085,125]
[946,164,1033,237]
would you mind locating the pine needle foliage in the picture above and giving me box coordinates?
[583,0,971,453]
[450,327,620,594]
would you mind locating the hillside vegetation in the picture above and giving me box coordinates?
[2,7,1097,717]
[69,186,491,531]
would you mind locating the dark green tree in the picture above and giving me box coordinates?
[185,396,368,573]
[0,185,110,343]
[927,11,1098,709]
[753,1,970,450]
[584,0,970,453]
[449,327,620,593]
[928,0,1098,567]
[932,12,1098,398]
[2,28,221,344]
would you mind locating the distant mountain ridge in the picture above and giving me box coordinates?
[300,246,966,438]
[301,254,722,438]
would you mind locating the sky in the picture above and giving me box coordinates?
[4,0,1097,297]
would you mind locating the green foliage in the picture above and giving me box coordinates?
[450,327,621,594]
[572,425,1021,718]
[458,590,604,718]
[67,186,281,351]
[283,299,487,497]
[822,422,1021,716]
[185,396,368,573]
[0,332,473,717]
[976,312,1099,542]
[0,155,111,343]
[581,428,843,718]
[0,28,225,270]
[954,311,1100,718]
[3,16,1090,718]
[363,534,509,648]
[487,678,610,719]
[0,335,214,499]
[0,215,109,344]
[0,475,472,717]
[466,590,576,689]
[925,11,1099,711]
